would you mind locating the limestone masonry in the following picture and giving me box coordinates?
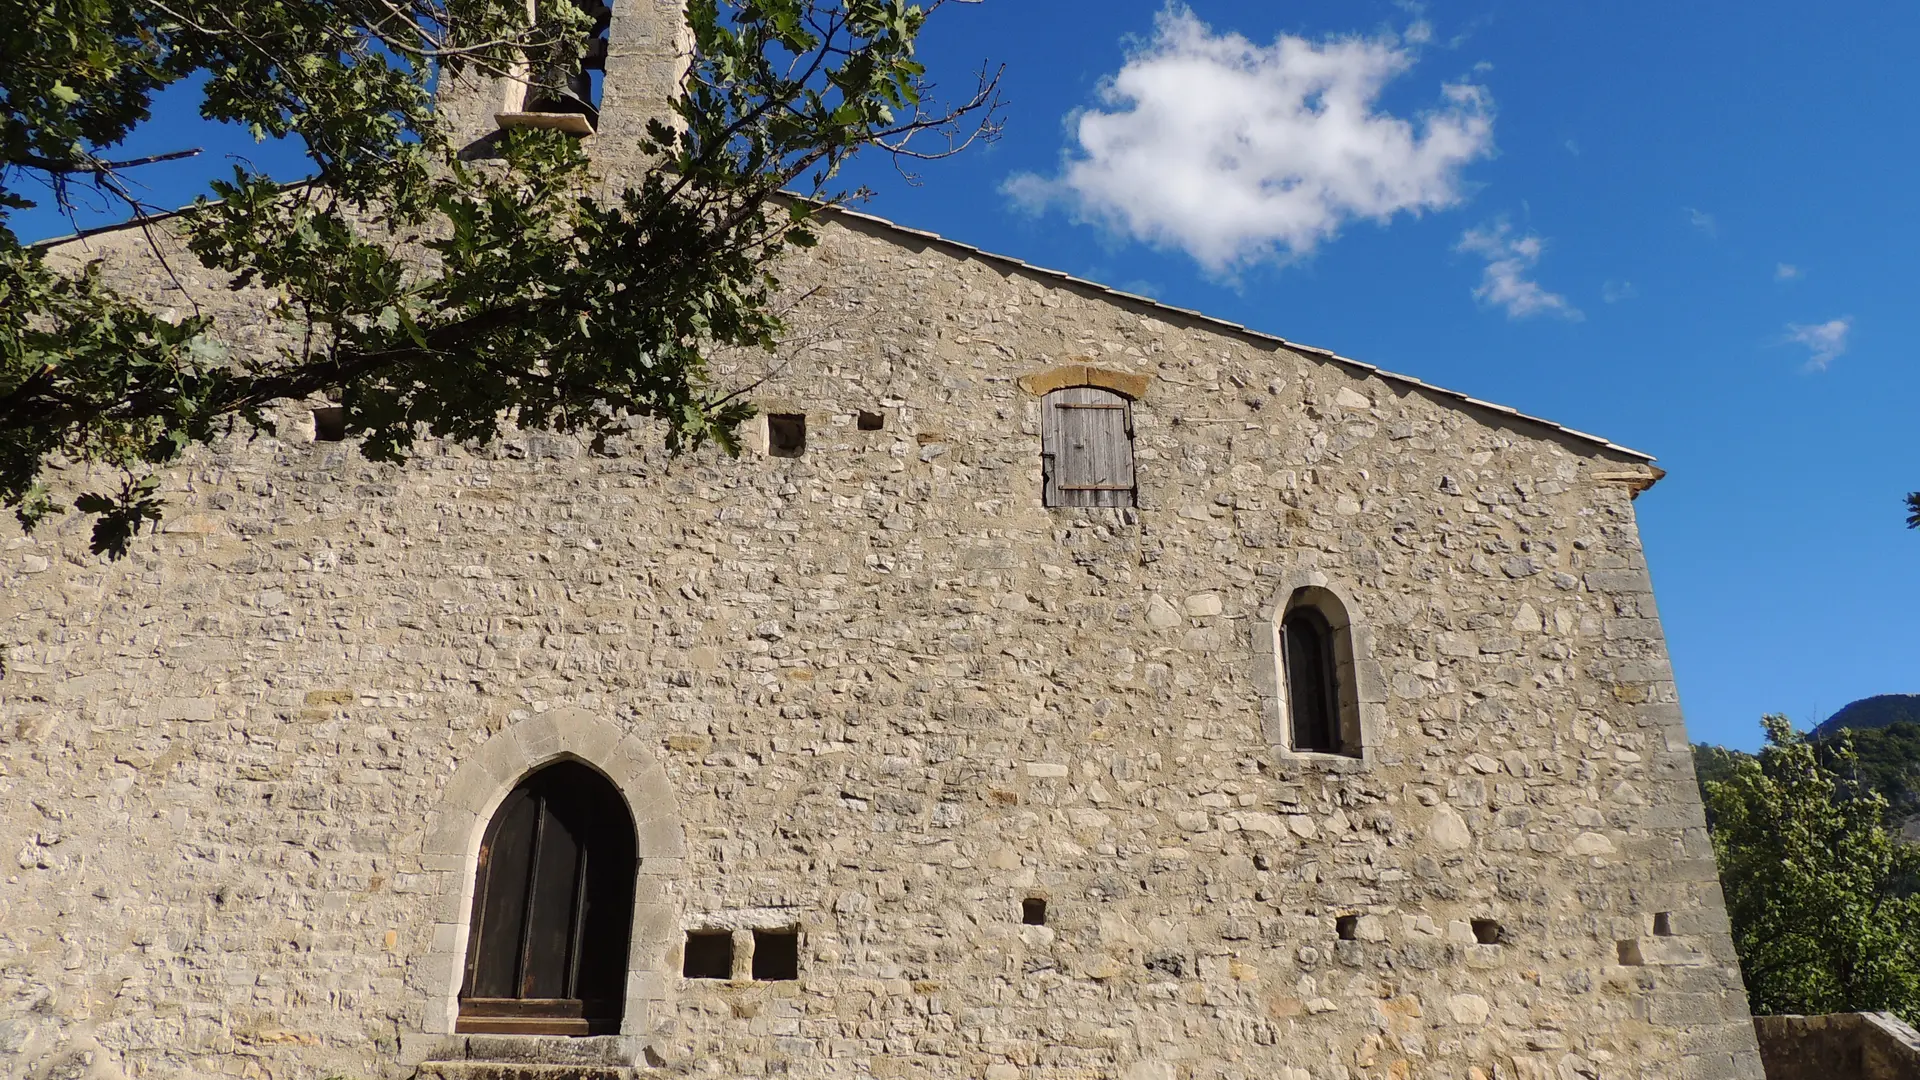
[1,5,1766,1079]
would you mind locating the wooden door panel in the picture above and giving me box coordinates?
[459,761,637,1035]
[466,788,539,999]
[521,804,585,999]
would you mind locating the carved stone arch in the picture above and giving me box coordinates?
[412,708,683,1039]
[1016,363,1153,401]
[1253,569,1386,769]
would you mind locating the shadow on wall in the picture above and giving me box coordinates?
[1753,1013,1920,1079]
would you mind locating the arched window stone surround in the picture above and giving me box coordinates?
[1253,569,1387,770]
[409,708,684,1045]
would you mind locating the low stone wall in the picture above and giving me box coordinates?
[1754,1012,1920,1080]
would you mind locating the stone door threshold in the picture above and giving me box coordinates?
[403,1034,658,1079]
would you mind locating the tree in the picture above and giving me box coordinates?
[1704,715,1920,1024]
[1907,491,1919,530]
[1696,719,1920,833]
[1,0,1000,556]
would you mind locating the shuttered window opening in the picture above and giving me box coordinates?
[523,1,612,121]
[458,761,636,1036]
[1042,387,1137,508]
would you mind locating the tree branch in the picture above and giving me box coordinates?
[7,147,204,175]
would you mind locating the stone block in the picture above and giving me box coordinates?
[422,810,477,857]
[1584,569,1652,593]
[154,698,216,722]
[633,816,686,858]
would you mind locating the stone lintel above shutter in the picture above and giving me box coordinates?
[1017,363,1152,401]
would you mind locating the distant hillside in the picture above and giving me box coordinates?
[1694,719,1920,835]
[1814,694,1920,737]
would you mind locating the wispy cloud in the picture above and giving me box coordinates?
[1457,221,1581,320]
[1775,262,1803,281]
[1004,4,1494,273]
[1786,317,1852,370]
[1602,280,1637,304]
[1686,207,1717,236]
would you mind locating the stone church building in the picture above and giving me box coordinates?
[2,4,1766,1079]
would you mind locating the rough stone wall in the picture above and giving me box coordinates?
[2,214,1766,1079]
[1752,1013,1920,1079]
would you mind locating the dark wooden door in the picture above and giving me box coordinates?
[458,761,635,1036]
[1042,387,1136,507]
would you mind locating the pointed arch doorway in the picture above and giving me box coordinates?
[457,760,636,1036]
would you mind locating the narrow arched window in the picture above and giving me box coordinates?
[1276,586,1364,757]
[1042,387,1136,507]
[1283,606,1342,753]
[459,761,635,1036]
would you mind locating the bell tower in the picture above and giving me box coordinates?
[437,0,692,166]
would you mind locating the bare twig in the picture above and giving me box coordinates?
[4,147,204,175]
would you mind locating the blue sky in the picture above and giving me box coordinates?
[14,0,1917,750]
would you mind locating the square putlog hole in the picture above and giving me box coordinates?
[1653,912,1674,937]
[767,413,806,457]
[313,406,347,442]
[1022,898,1047,926]
[752,928,799,981]
[683,930,733,979]
[857,410,885,431]
[1335,915,1359,942]
[1471,919,1506,945]
[1616,939,1645,966]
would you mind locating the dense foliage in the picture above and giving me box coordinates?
[1699,718,1920,830]
[1702,716,1920,1024]
[0,0,998,556]
[1842,721,1920,824]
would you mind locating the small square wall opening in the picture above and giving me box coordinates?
[1022,898,1047,926]
[768,414,806,457]
[857,410,885,431]
[1335,915,1359,941]
[683,930,733,979]
[1616,939,1645,966]
[752,928,799,981]
[313,406,347,442]
[1653,912,1674,937]
[1472,919,1506,945]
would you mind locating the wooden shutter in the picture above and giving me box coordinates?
[1043,387,1136,507]
[459,762,635,1036]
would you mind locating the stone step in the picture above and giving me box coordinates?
[416,1062,638,1080]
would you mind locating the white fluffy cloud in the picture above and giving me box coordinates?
[1787,318,1852,370]
[1601,280,1637,304]
[1004,6,1494,272]
[1457,222,1580,320]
